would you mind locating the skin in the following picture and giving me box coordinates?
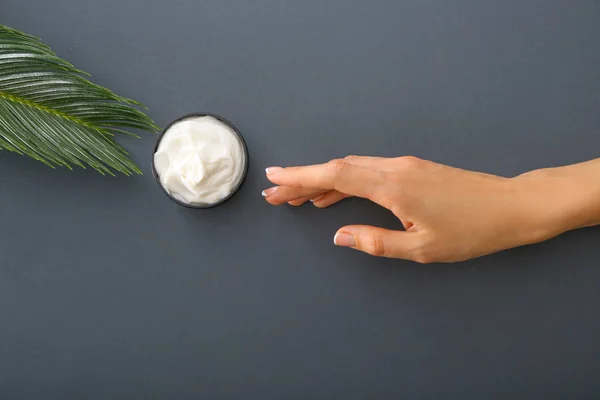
[262,156,600,263]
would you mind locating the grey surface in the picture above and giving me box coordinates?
[1,0,600,398]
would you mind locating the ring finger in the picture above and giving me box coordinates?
[262,186,327,205]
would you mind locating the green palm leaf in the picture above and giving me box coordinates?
[0,24,160,175]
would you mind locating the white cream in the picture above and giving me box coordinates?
[153,116,246,206]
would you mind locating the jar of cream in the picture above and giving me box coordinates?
[152,113,249,208]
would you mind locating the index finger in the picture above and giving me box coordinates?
[265,159,386,199]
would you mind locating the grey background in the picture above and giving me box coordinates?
[1,0,600,398]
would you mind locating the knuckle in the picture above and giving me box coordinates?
[394,156,423,170]
[327,159,348,175]
[517,168,552,179]
[360,235,386,257]
[342,155,359,163]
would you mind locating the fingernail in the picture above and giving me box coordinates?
[310,194,326,204]
[261,186,279,197]
[334,232,356,247]
[265,166,283,174]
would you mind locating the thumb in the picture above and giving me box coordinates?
[334,225,420,260]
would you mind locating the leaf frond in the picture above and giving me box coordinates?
[0,24,160,175]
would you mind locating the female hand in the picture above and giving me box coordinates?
[262,156,600,263]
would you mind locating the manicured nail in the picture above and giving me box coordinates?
[310,194,326,203]
[334,232,356,247]
[265,166,283,174]
[261,186,279,197]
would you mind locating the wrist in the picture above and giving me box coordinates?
[511,160,600,242]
